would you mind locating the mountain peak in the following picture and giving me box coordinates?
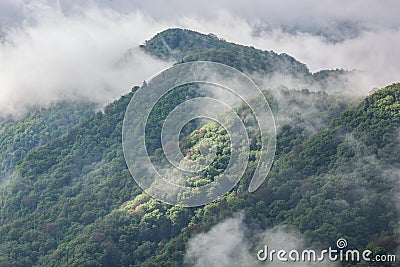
[141,28,310,79]
[141,28,227,61]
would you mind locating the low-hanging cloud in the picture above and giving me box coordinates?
[1,0,399,116]
[0,5,170,116]
[179,12,400,92]
[184,213,335,266]
[184,214,256,266]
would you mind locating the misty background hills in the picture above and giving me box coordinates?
[0,28,399,266]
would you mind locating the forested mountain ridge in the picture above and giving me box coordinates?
[142,28,310,79]
[0,84,357,266]
[141,28,353,86]
[0,91,142,266]
[134,83,400,266]
[0,29,398,266]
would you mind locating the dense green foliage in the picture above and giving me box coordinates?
[0,91,140,266]
[0,29,399,266]
[142,28,310,79]
[135,83,400,266]
[0,102,95,183]
[142,28,352,86]
[145,84,200,154]
[0,85,365,266]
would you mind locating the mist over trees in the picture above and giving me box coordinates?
[0,29,399,266]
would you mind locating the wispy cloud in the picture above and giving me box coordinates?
[0,0,399,116]
[184,213,335,266]
[0,4,170,116]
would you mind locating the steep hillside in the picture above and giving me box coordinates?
[0,91,140,266]
[111,83,400,266]
[0,29,398,267]
[0,102,96,183]
[142,28,311,79]
[0,84,357,266]
[142,28,352,87]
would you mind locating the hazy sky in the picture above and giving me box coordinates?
[0,0,399,115]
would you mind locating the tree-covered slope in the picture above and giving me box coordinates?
[0,82,365,266]
[141,28,311,79]
[134,83,400,266]
[142,28,352,87]
[0,90,140,266]
[0,102,96,183]
[0,28,398,267]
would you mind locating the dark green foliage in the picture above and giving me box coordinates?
[145,84,200,154]
[140,84,399,266]
[142,28,311,79]
[142,29,356,93]
[0,27,399,266]
[0,91,142,266]
[0,101,96,182]
[141,29,231,61]
[0,82,388,266]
